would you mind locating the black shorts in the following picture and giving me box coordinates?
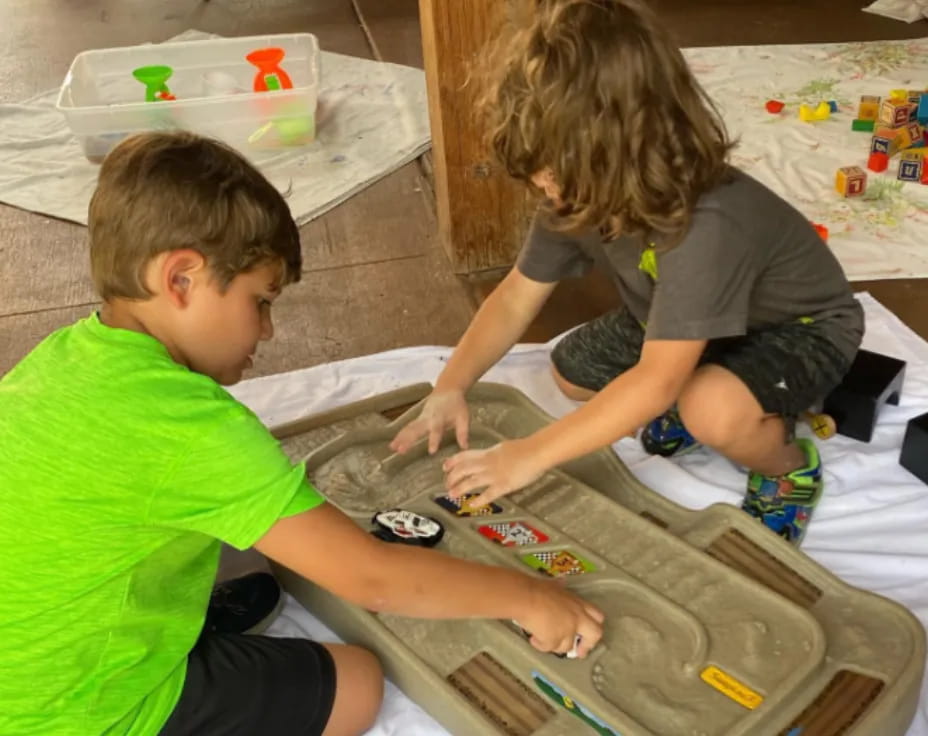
[158,634,336,736]
[551,308,853,419]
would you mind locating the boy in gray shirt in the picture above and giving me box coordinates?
[392,0,862,545]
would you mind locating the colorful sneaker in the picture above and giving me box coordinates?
[742,438,823,546]
[641,406,701,457]
[204,572,283,635]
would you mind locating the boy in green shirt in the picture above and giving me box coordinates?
[0,132,604,736]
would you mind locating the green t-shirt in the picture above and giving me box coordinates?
[0,313,325,736]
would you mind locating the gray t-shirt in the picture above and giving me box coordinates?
[518,169,864,360]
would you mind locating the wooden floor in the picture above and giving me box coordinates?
[1,0,927,378]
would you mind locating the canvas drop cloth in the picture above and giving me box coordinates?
[864,0,928,23]
[0,30,429,227]
[226,292,928,736]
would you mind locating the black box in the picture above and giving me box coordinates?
[900,411,928,485]
[823,349,906,442]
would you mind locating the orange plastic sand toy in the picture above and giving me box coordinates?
[245,47,293,92]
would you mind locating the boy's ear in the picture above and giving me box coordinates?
[162,249,208,309]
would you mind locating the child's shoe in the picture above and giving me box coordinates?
[641,406,701,457]
[204,572,283,635]
[741,438,823,546]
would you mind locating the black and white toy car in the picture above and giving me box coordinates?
[371,509,445,547]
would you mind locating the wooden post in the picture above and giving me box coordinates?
[419,0,535,274]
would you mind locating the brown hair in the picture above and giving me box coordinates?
[88,131,301,300]
[483,0,733,242]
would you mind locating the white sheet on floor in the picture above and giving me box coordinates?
[683,38,928,281]
[864,0,928,22]
[237,292,928,736]
[0,30,428,227]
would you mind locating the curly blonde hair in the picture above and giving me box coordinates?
[483,0,733,242]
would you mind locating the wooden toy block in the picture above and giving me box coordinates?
[900,411,928,485]
[871,135,892,156]
[271,382,927,736]
[890,88,908,101]
[823,349,906,442]
[906,123,925,149]
[798,103,815,122]
[852,118,875,132]
[919,94,928,125]
[867,151,889,172]
[828,99,839,113]
[908,91,925,121]
[898,152,924,182]
[895,124,915,150]
[857,95,881,121]
[923,163,928,185]
[765,99,785,114]
[835,165,867,197]
[880,98,911,128]
[872,127,902,157]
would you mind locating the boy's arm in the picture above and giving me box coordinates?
[445,338,706,505]
[434,267,557,393]
[254,503,604,654]
[391,268,557,453]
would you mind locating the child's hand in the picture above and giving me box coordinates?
[443,439,544,506]
[518,579,605,658]
[390,389,470,455]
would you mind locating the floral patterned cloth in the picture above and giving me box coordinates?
[686,38,928,280]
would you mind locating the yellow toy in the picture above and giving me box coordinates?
[799,102,832,122]
[857,95,881,121]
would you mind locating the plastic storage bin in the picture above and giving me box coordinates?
[56,33,320,162]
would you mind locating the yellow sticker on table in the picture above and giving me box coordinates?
[700,666,763,710]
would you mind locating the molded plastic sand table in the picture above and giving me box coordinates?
[271,383,925,736]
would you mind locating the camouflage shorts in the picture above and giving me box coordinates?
[551,308,852,419]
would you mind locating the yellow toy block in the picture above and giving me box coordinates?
[798,103,815,122]
[858,95,881,121]
[896,125,915,150]
[835,165,867,197]
[904,122,924,148]
[890,88,909,101]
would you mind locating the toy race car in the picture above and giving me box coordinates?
[371,509,445,547]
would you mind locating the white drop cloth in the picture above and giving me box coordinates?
[864,0,928,23]
[681,38,928,281]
